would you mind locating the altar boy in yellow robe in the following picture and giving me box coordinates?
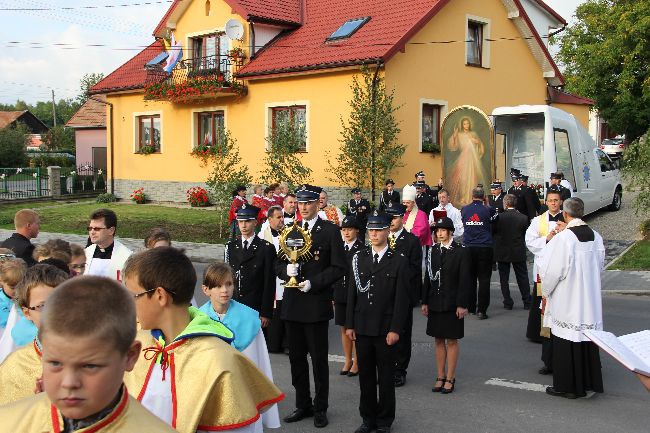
[0,276,177,433]
[122,247,284,433]
[0,263,68,405]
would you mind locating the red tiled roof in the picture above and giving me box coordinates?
[66,95,107,128]
[153,0,301,37]
[237,0,449,78]
[0,111,25,129]
[548,87,594,106]
[89,41,164,95]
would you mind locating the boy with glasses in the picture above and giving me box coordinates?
[84,209,132,280]
[122,247,283,433]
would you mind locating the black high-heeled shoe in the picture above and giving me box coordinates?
[432,377,446,392]
[441,378,455,394]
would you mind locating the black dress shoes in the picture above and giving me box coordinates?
[477,312,488,320]
[283,407,313,423]
[394,372,406,387]
[538,366,553,375]
[314,411,328,428]
[545,386,582,399]
[354,421,376,433]
[504,304,513,310]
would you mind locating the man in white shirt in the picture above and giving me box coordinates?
[429,189,463,240]
[541,197,605,399]
[84,209,132,280]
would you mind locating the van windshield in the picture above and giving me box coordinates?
[494,114,545,189]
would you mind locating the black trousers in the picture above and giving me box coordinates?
[526,282,542,342]
[356,334,398,428]
[266,300,287,353]
[395,307,413,376]
[466,246,494,314]
[498,261,531,307]
[286,320,329,412]
[541,336,553,370]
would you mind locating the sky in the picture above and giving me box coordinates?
[0,0,585,105]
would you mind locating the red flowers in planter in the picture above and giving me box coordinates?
[187,186,210,207]
[131,187,146,204]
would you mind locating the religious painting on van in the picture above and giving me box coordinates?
[441,106,494,206]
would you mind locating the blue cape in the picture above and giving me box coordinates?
[199,300,261,351]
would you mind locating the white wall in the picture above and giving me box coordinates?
[520,0,563,47]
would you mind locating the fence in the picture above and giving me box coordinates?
[0,167,50,199]
[0,164,106,200]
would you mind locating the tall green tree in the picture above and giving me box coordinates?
[0,123,29,167]
[327,65,404,200]
[205,129,252,206]
[259,113,312,190]
[42,125,75,151]
[553,0,650,141]
[622,127,650,213]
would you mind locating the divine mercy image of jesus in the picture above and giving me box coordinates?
[441,106,493,206]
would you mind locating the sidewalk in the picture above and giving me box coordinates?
[0,229,224,263]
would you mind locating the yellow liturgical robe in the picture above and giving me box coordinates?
[0,339,41,405]
[0,387,176,433]
[125,329,285,433]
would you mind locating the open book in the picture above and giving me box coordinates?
[584,329,650,377]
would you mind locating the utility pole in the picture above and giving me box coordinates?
[51,90,57,127]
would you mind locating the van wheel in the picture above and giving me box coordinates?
[608,188,622,211]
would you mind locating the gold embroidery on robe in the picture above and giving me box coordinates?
[0,339,42,405]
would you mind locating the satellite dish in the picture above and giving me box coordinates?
[225,19,244,40]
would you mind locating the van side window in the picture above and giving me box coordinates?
[596,149,615,172]
[553,129,576,189]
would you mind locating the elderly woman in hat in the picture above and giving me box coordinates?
[421,217,470,395]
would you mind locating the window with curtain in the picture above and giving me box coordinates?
[422,104,442,152]
[197,111,225,147]
[467,21,483,66]
[137,115,161,152]
[271,106,307,152]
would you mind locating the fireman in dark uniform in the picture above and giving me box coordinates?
[224,204,277,327]
[379,179,400,212]
[346,211,410,433]
[488,181,505,214]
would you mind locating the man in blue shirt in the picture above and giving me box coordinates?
[461,187,497,319]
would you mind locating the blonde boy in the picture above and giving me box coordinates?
[122,247,284,433]
[0,276,176,432]
[0,264,68,404]
[0,252,25,335]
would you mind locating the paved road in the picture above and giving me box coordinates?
[188,264,650,433]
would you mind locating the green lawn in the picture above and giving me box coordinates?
[0,200,229,244]
[610,240,650,270]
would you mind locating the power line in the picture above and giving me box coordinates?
[0,0,173,10]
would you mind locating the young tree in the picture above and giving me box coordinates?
[205,129,252,206]
[78,73,105,105]
[0,123,29,167]
[553,0,650,142]
[327,65,404,200]
[258,113,312,190]
[622,128,650,214]
[42,125,75,151]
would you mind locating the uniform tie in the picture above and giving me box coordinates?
[373,253,379,266]
[345,245,349,252]
[303,221,309,231]
[243,239,249,250]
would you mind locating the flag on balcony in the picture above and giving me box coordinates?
[163,33,183,73]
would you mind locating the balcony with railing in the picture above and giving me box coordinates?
[145,53,246,103]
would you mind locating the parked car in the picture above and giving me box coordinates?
[600,138,626,158]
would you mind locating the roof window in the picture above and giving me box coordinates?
[326,17,370,41]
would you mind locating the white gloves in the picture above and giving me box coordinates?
[299,280,312,293]
[287,263,299,277]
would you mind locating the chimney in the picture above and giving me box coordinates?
[300,0,306,24]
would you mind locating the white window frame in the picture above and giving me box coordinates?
[419,99,448,152]
[185,27,230,61]
[133,111,163,154]
[264,100,310,152]
[465,14,491,68]
[190,106,228,150]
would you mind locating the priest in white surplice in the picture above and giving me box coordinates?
[540,197,605,399]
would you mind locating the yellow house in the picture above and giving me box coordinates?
[91,0,590,203]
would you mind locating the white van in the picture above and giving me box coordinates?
[491,105,622,216]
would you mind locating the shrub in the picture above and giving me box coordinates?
[71,172,83,192]
[95,174,106,190]
[130,187,146,204]
[83,176,94,191]
[96,193,118,203]
[187,186,210,207]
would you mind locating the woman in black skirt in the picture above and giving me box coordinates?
[334,215,364,376]
[421,217,470,394]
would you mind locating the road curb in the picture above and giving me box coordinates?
[605,241,638,270]
[602,290,650,295]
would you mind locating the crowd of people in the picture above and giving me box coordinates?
[0,168,646,433]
